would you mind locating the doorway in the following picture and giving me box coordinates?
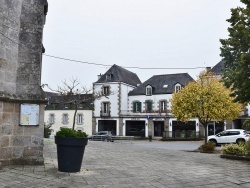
[207,121,224,136]
[153,121,164,137]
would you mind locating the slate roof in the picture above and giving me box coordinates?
[210,60,224,75]
[95,64,141,87]
[44,91,59,98]
[45,94,93,110]
[128,73,194,96]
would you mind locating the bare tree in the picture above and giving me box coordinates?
[47,78,95,130]
[46,77,114,131]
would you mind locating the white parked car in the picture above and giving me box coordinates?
[207,129,250,145]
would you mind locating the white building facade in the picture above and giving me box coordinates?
[93,65,141,136]
[93,65,201,138]
[44,94,93,136]
[44,109,93,136]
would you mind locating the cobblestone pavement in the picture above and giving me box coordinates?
[1,139,250,188]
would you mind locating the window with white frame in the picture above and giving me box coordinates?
[77,113,83,125]
[102,102,110,114]
[159,100,167,112]
[145,100,153,111]
[175,84,181,92]
[62,113,69,124]
[49,113,55,124]
[146,85,152,96]
[103,86,110,96]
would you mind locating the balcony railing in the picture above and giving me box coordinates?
[120,110,171,116]
[100,111,110,117]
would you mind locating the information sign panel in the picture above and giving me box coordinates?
[20,104,39,126]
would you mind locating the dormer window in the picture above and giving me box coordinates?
[146,85,152,96]
[103,86,110,96]
[175,84,181,92]
[106,74,111,80]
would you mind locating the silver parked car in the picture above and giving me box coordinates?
[207,129,250,145]
[88,131,116,142]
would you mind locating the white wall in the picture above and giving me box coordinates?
[120,83,136,111]
[93,82,136,116]
[44,110,93,136]
[94,83,118,116]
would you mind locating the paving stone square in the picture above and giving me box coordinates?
[1,139,250,187]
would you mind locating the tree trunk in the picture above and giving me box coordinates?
[204,123,208,144]
[73,103,77,130]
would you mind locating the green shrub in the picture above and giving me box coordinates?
[221,143,246,155]
[44,123,52,138]
[56,127,88,138]
[244,140,250,151]
[198,142,216,153]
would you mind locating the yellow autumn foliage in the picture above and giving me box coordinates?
[170,71,242,125]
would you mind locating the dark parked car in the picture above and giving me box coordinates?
[88,131,116,142]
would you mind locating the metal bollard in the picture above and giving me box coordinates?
[149,135,152,142]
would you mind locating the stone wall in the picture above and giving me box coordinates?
[0,0,48,166]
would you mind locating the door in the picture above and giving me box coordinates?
[208,123,215,136]
[153,121,164,137]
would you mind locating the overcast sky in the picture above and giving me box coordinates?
[42,0,243,91]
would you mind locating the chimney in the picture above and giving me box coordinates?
[206,67,211,72]
[97,73,102,80]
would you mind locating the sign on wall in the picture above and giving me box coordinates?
[20,104,39,126]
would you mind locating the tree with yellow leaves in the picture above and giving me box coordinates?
[170,71,242,143]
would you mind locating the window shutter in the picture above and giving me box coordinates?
[133,102,136,112]
[148,102,152,111]
[138,102,141,112]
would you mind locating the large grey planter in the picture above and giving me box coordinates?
[55,136,88,172]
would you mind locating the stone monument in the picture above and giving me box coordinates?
[0,0,48,166]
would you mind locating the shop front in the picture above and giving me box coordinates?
[125,120,146,137]
[171,120,197,138]
[98,120,117,135]
[207,121,225,136]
